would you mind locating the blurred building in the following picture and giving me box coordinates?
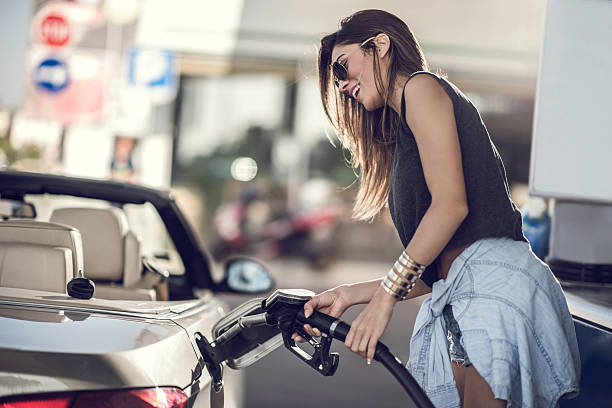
[0,0,546,256]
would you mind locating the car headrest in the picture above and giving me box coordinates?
[0,220,83,278]
[0,243,73,293]
[50,208,139,283]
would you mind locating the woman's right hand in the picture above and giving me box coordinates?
[291,285,352,342]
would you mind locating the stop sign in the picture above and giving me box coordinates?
[40,13,70,47]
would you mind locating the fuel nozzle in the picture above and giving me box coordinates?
[263,289,314,328]
[263,289,340,376]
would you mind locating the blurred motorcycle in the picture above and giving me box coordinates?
[211,182,341,269]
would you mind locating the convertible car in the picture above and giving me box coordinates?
[0,170,610,408]
[0,170,275,408]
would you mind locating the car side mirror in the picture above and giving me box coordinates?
[218,257,275,294]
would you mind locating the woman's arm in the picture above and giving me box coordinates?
[343,277,431,305]
[402,74,469,266]
[296,278,430,342]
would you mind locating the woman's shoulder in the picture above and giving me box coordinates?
[403,72,453,113]
[403,72,448,100]
[402,71,462,123]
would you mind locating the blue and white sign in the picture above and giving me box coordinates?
[128,48,177,104]
[128,49,176,87]
[34,57,70,93]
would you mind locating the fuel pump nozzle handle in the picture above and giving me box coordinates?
[295,309,391,360]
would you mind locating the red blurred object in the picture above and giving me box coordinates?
[40,13,70,47]
[289,205,340,232]
[73,388,187,408]
[0,388,188,408]
[0,394,73,408]
[212,194,340,269]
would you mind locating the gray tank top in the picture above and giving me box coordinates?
[388,71,526,287]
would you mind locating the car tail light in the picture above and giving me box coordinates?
[0,395,74,408]
[0,387,188,408]
[72,388,188,408]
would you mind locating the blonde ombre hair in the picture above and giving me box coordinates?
[318,10,428,221]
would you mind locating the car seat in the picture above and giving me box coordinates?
[50,207,157,301]
[0,220,83,293]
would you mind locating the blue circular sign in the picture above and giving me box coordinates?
[34,58,70,93]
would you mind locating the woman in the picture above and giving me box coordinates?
[292,9,580,408]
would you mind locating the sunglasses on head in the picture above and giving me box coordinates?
[332,36,377,87]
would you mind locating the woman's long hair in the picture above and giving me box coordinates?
[318,9,428,221]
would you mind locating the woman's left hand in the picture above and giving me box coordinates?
[345,285,398,364]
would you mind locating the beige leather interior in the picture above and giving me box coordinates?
[51,208,136,282]
[50,208,155,301]
[0,243,73,293]
[0,220,83,293]
[0,220,83,278]
[92,284,158,301]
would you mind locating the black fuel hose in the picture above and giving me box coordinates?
[296,309,434,408]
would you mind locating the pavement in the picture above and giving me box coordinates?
[220,257,429,408]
